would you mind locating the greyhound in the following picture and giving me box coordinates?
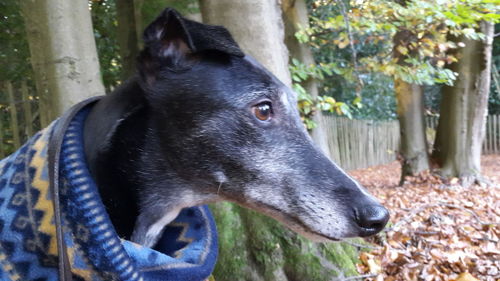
[83,8,389,249]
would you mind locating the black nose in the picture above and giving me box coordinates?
[354,205,390,237]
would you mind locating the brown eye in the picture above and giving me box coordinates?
[253,102,273,121]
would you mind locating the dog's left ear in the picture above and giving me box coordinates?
[138,8,195,82]
[138,8,244,84]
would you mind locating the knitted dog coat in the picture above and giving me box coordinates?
[0,102,218,281]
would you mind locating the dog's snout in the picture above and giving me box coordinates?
[354,204,390,237]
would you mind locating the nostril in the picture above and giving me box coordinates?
[354,205,390,236]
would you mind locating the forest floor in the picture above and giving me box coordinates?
[349,154,500,281]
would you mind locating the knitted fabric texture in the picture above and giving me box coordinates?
[0,106,218,281]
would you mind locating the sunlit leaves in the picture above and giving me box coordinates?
[306,0,498,88]
[290,59,354,128]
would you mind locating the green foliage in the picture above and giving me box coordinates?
[490,23,500,115]
[300,0,498,84]
[290,58,354,128]
[295,0,499,121]
[90,0,121,91]
[0,0,31,82]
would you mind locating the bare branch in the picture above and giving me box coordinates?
[334,0,363,94]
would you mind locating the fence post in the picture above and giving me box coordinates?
[495,115,499,154]
[21,81,34,139]
[6,81,21,149]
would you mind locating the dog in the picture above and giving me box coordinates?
[84,8,389,248]
[0,7,388,281]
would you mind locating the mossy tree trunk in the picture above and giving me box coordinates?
[201,1,361,280]
[211,203,361,281]
[393,30,430,182]
[433,21,493,185]
[20,0,105,120]
[281,0,331,158]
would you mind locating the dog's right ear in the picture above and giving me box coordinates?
[138,8,195,84]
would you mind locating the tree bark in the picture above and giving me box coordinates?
[116,0,140,80]
[200,0,291,86]
[393,30,430,181]
[433,21,493,184]
[395,80,430,178]
[21,0,105,119]
[281,0,331,158]
[201,1,360,280]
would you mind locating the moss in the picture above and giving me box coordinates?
[281,235,338,281]
[321,242,359,277]
[239,208,285,280]
[210,203,250,281]
[211,203,362,281]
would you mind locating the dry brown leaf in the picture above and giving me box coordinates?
[350,155,500,281]
[453,272,479,281]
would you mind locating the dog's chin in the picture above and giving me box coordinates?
[297,229,342,243]
[233,199,346,243]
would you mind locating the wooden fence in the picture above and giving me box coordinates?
[426,116,500,155]
[322,115,400,170]
[0,81,42,158]
[323,114,500,170]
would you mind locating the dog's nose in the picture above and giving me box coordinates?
[354,205,390,236]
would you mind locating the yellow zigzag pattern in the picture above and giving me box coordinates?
[30,128,57,256]
[67,243,93,280]
[170,222,194,259]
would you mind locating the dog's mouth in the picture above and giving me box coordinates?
[226,197,345,242]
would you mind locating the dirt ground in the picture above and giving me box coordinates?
[348,154,499,281]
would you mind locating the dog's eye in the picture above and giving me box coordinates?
[253,102,273,121]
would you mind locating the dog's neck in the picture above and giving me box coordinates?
[83,78,219,243]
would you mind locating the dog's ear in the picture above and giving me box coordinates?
[138,8,244,84]
[138,8,195,83]
[182,20,244,58]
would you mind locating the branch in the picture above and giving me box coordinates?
[340,273,378,280]
[439,202,500,226]
[343,240,382,250]
[334,0,363,94]
[384,203,440,232]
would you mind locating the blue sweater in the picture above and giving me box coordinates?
[0,105,218,281]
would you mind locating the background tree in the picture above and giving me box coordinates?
[20,0,105,120]
[393,29,430,181]
[296,0,498,181]
[116,0,140,80]
[282,0,331,157]
[433,21,495,184]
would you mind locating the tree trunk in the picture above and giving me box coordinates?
[281,0,331,158]
[200,0,291,86]
[393,30,430,181]
[433,21,493,184]
[116,0,140,80]
[21,0,105,119]
[395,80,430,178]
[201,1,360,280]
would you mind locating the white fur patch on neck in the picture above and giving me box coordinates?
[143,207,182,248]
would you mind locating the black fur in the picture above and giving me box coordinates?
[84,8,389,246]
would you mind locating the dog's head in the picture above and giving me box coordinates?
[137,8,389,241]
